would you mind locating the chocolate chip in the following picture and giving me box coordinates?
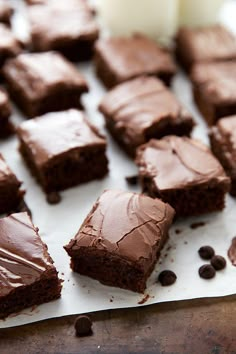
[198,246,215,260]
[190,221,205,229]
[199,264,216,279]
[211,255,227,270]
[46,192,61,204]
[125,175,138,185]
[158,270,177,286]
[74,315,93,337]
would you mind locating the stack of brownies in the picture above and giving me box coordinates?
[0,0,236,319]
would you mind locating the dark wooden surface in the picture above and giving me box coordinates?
[0,295,235,354]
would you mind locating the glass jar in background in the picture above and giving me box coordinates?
[97,0,179,45]
[179,0,225,27]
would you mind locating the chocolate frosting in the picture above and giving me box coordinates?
[95,34,177,83]
[64,189,175,267]
[99,76,193,146]
[3,52,88,101]
[0,212,56,297]
[0,23,21,57]
[191,61,236,105]
[228,237,236,266]
[29,0,99,50]
[178,25,236,64]
[136,136,230,191]
[17,109,107,167]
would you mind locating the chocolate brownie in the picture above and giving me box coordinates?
[95,34,177,88]
[0,88,12,138]
[0,0,13,26]
[209,115,236,196]
[0,24,22,68]
[0,153,25,215]
[176,25,236,72]
[64,189,175,293]
[0,212,62,318]
[28,0,99,61]
[191,61,236,126]
[99,76,195,156]
[3,51,88,118]
[17,109,108,197]
[136,136,230,217]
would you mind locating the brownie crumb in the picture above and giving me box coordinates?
[190,221,206,229]
[74,315,93,337]
[175,229,182,234]
[199,264,216,279]
[47,192,61,204]
[158,270,177,286]
[198,246,215,260]
[138,294,150,304]
[211,255,227,270]
[125,175,138,185]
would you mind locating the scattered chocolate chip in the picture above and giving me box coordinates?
[211,255,227,270]
[175,229,182,234]
[190,221,205,229]
[125,175,138,185]
[158,270,177,286]
[46,192,61,204]
[198,246,215,260]
[199,264,216,279]
[74,315,93,337]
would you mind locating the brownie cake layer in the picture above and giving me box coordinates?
[99,76,195,157]
[0,88,12,138]
[17,109,108,196]
[64,189,175,293]
[0,24,22,68]
[0,153,25,215]
[176,25,236,72]
[28,0,99,61]
[136,136,230,217]
[191,61,236,126]
[210,115,236,196]
[95,34,177,88]
[3,51,88,118]
[0,0,13,26]
[0,212,62,318]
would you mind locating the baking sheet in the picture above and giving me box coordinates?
[1,0,236,329]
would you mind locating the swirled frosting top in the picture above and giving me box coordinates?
[65,190,175,267]
[136,136,230,191]
[0,212,56,297]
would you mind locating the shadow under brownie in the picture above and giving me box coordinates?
[191,60,236,126]
[95,34,177,88]
[136,136,230,217]
[209,115,236,196]
[64,189,175,293]
[0,212,62,319]
[3,51,89,118]
[99,76,195,157]
[17,109,108,200]
[28,0,99,61]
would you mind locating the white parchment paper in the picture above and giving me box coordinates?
[0,0,236,329]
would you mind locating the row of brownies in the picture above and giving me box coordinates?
[1,1,236,318]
